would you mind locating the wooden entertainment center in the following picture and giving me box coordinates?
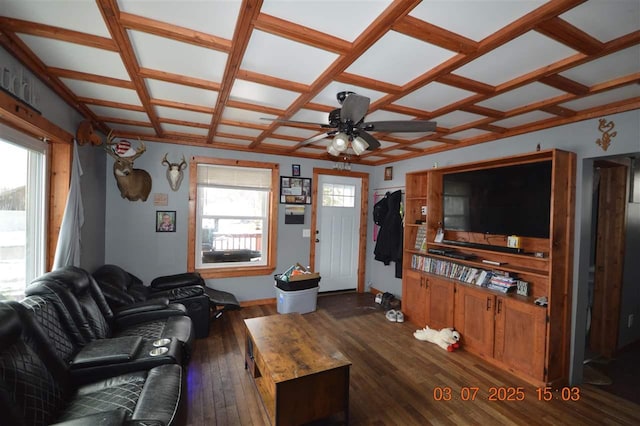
[402,149,575,386]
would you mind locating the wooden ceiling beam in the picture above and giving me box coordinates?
[0,17,118,51]
[207,0,265,143]
[437,74,495,95]
[535,17,604,55]
[302,102,334,113]
[138,68,221,91]
[382,104,431,118]
[47,67,134,89]
[335,72,402,95]
[475,123,508,133]
[254,13,351,55]
[99,116,153,127]
[235,69,310,93]
[150,98,215,114]
[460,104,506,119]
[540,105,577,117]
[159,118,209,129]
[392,15,478,54]
[225,99,286,117]
[214,132,255,141]
[77,97,146,112]
[97,0,163,135]
[539,74,589,95]
[218,118,269,131]
[119,12,231,52]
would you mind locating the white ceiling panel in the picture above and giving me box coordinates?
[412,141,443,150]
[261,0,392,42]
[297,146,325,154]
[217,124,263,138]
[395,82,475,111]
[262,138,299,147]
[456,31,577,85]
[478,82,567,111]
[386,130,435,140]
[430,110,485,128]
[88,105,150,122]
[118,0,241,40]
[559,47,640,86]
[230,80,300,109]
[447,128,491,140]
[221,107,277,124]
[154,106,212,124]
[559,85,640,111]
[312,82,388,107]
[129,31,228,82]
[272,126,319,139]
[145,79,218,107]
[346,31,456,86]
[214,136,253,146]
[162,123,209,136]
[242,30,338,85]
[366,110,415,122]
[18,34,129,80]
[560,0,640,43]
[361,155,387,162]
[61,78,142,105]
[291,109,332,124]
[385,149,412,156]
[2,1,111,37]
[410,1,546,42]
[108,124,155,135]
[492,110,556,128]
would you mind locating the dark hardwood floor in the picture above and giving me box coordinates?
[185,293,640,425]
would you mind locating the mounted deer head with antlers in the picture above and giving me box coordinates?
[105,131,152,202]
[161,153,187,191]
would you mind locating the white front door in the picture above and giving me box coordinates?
[315,174,361,292]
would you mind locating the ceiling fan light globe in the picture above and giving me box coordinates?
[327,145,341,156]
[332,133,349,152]
[352,136,369,155]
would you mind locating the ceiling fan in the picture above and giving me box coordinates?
[262,91,437,156]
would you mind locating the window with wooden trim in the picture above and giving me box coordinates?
[0,125,47,300]
[189,157,278,278]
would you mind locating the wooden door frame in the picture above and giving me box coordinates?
[310,168,369,293]
[590,161,628,358]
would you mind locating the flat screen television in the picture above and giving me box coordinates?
[442,161,552,238]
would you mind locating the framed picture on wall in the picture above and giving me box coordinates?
[292,164,301,177]
[156,210,176,232]
[280,176,312,204]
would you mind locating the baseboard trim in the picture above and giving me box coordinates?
[240,297,275,307]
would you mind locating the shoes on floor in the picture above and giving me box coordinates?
[385,309,404,322]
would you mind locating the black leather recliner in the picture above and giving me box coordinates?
[93,264,211,338]
[14,295,183,385]
[0,303,184,426]
[25,266,194,357]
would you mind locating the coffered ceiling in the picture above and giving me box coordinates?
[1,0,639,165]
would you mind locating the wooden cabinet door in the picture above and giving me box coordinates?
[403,269,427,326]
[494,297,547,380]
[425,276,454,330]
[454,285,495,358]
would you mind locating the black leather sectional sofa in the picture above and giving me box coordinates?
[0,265,200,426]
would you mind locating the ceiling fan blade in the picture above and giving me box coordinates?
[358,131,381,150]
[299,130,337,146]
[260,118,333,128]
[362,120,437,133]
[340,93,370,123]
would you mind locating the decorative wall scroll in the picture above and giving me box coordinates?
[596,118,617,151]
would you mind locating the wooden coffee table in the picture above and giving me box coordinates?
[244,313,351,426]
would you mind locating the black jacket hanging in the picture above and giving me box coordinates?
[373,190,403,278]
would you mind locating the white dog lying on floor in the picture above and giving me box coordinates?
[414,326,461,352]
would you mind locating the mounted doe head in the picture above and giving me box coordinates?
[104,131,152,202]
[161,153,187,191]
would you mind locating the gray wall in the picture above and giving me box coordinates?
[365,110,640,385]
[103,142,370,301]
